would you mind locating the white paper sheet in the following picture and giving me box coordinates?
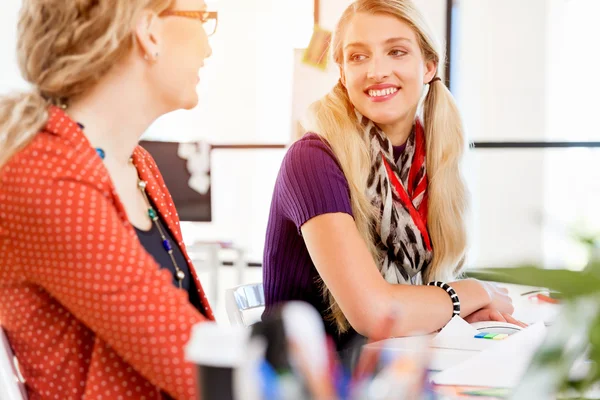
[433,317,478,342]
[431,322,547,388]
[431,317,500,351]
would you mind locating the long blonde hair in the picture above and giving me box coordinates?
[306,0,468,332]
[0,0,174,168]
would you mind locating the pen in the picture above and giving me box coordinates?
[532,293,560,304]
[327,336,350,400]
[258,359,280,399]
[287,339,338,400]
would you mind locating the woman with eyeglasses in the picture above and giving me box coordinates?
[0,1,218,398]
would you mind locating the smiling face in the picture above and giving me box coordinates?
[152,0,213,110]
[340,12,436,133]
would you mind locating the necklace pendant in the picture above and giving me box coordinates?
[95,148,106,160]
[176,270,185,281]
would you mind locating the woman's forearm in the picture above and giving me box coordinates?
[301,213,493,339]
[381,278,491,337]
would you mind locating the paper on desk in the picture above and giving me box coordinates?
[431,317,499,351]
[431,322,547,388]
[513,301,561,326]
[432,317,477,345]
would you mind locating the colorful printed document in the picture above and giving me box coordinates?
[432,322,547,388]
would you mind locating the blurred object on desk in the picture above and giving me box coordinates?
[245,301,435,399]
[0,328,28,400]
[434,385,508,399]
[225,282,265,327]
[185,322,249,400]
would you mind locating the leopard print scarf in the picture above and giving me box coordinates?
[360,112,433,285]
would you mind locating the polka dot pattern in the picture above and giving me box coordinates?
[0,106,214,399]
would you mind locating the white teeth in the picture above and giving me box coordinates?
[368,87,398,97]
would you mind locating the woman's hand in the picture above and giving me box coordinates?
[465,308,528,328]
[479,281,515,315]
[464,281,527,328]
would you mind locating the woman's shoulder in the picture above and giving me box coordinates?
[290,132,332,151]
[132,144,157,170]
[132,145,166,187]
[283,132,342,172]
[0,116,118,205]
[132,144,175,202]
[2,129,102,184]
[277,132,351,198]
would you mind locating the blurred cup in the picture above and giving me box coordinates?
[185,322,249,400]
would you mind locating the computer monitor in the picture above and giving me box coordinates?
[139,140,212,222]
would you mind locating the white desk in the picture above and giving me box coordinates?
[365,334,481,371]
[506,284,560,326]
[364,284,561,373]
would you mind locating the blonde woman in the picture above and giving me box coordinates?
[0,0,217,398]
[263,0,524,354]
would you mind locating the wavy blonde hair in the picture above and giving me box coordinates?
[305,0,469,332]
[0,0,174,168]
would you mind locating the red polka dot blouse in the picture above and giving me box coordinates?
[0,106,214,399]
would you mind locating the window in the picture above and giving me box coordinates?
[450,0,600,270]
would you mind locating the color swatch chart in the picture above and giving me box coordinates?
[474,332,509,340]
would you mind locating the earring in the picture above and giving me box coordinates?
[144,52,159,62]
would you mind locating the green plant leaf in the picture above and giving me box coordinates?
[585,260,600,278]
[466,267,600,298]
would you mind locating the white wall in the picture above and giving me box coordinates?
[316,0,447,41]
[0,3,28,93]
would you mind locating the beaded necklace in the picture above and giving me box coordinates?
[95,147,186,289]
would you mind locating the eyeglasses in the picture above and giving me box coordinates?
[159,10,218,36]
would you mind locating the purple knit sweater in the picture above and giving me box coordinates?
[262,133,406,350]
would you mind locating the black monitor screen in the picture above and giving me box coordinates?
[139,140,211,222]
